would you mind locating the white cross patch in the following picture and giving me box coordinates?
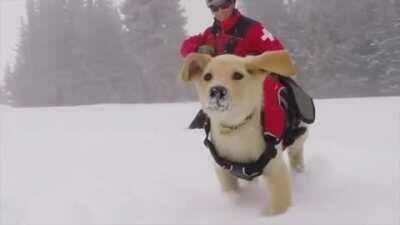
[261,28,274,42]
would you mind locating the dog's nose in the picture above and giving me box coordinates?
[209,86,228,99]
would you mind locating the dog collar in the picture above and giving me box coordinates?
[219,110,255,135]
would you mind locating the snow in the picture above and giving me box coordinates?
[0,97,399,225]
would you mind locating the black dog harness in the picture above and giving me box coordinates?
[201,77,315,181]
[203,117,277,181]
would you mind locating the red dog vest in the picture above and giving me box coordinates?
[263,76,286,140]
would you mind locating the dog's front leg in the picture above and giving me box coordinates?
[215,165,239,192]
[262,153,292,215]
[288,145,305,173]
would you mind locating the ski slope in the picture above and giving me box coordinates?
[0,97,399,225]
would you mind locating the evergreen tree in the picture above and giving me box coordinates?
[241,0,400,98]
[376,0,400,95]
[292,0,354,98]
[5,0,44,106]
[65,0,141,104]
[0,66,11,105]
[5,0,141,106]
[120,0,195,102]
[240,0,288,36]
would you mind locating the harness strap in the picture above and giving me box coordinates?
[203,117,277,181]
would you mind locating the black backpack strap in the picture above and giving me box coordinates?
[211,15,255,37]
[225,16,255,54]
[208,15,255,54]
[211,20,220,36]
[226,15,255,38]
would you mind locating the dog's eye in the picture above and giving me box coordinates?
[232,72,244,81]
[204,73,212,81]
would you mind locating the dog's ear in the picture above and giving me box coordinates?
[244,50,296,77]
[179,53,212,82]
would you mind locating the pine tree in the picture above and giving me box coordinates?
[375,0,400,95]
[297,0,358,98]
[240,0,288,36]
[0,65,12,104]
[240,0,335,97]
[241,0,400,98]
[65,0,141,104]
[5,0,41,106]
[5,0,77,106]
[120,0,195,102]
[5,0,141,106]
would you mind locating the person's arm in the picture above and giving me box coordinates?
[247,23,284,54]
[180,34,204,57]
[180,28,214,57]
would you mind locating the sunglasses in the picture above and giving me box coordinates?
[209,0,233,12]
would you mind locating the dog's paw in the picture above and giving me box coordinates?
[289,156,305,173]
[264,204,290,216]
[221,182,239,193]
[291,163,305,173]
[224,190,241,203]
[264,195,291,216]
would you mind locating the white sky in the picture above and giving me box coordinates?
[0,0,212,84]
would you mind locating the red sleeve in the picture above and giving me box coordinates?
[180,34,203,57]
[247,23,285,54]
[180,28,213,57]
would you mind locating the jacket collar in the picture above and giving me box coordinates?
[213,9,241,33]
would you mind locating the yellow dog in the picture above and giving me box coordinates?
[179,50,309,215]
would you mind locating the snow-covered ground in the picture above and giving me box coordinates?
[0,97,399,225]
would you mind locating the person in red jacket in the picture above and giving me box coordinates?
[181,0,291,145]
[181,0,284,57]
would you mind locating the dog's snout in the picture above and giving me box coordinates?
[207,86,231,112]
[210,86,228,99]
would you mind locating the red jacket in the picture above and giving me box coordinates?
[180,9,284,57]
[181,9,287,140]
